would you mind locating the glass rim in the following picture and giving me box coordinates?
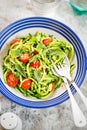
[69,0,87,10]
[31,0,59,8]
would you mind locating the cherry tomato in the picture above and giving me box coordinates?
[21,79,32,90]
[30,60,40,68]
[12,39,20,44]
[19,53,32,63]
[52,83,55,90]
[43,38,53,45]
[6,72,19,87]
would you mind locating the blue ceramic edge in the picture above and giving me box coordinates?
[86,56,87,70]
[0,79,69,109]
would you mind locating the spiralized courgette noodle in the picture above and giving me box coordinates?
[3,32,75,99]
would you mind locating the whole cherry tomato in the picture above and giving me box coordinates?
[19,53,32,63]
[30,60,40,68]
[12,39,20,44]
[43,38,53,45]
[6,72,19,87]
[21,79,32,90]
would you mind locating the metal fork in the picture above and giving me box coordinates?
[52,54,86,127]
[53,52,87,108]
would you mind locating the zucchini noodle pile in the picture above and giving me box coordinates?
[3,32,75,99]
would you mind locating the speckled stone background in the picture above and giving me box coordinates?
[0,0,87,130]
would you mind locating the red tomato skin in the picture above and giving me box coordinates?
[19,53,32,63]
[6,72,19,87]
[12,39,20,44]
[21,79,32,90]
[43,38,53,45]
[30,60,40,68]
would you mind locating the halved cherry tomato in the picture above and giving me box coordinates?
[21,79,32,90]
[43,38,53,45]
[19,53,32,63]
[12,39,20,44]
[6,72,19,87]
[30,60,40,68]
[52,82,55,90]
[33,50,38,55]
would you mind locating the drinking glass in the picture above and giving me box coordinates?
[30,0,59,16]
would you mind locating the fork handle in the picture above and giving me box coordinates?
[72,81,87,109]
[63,78,86,127]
